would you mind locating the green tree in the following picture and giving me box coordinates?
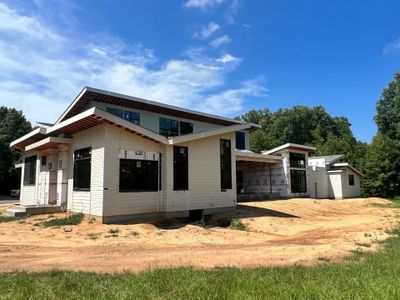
[375,73,400,140]
[362,134,400,198]
[0,107,32,195]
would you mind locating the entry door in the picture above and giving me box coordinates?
[236,170,243,194]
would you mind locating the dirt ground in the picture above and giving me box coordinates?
[0,198,398,273]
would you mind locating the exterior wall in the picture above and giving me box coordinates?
[308,167,330,199]
[67,125,105,216]
[102,124,163,218]
[236,161,288,197]
[341,168,362,198]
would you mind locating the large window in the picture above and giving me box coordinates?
[160,118,179,137]
[220,139,232,190]
[24,155,37,185]
[74,148,91,191]
[159,118,193,137]
[235,132,246,150]
[290,153,306,168]
[173,146,188,190]
[348,174,355,186]
[106,107,140,125]
[291,170,307,193]
[120,159,159,192]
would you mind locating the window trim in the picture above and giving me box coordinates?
[73,147,92,191]
[220,139,232,190]
[23,155,37,186]
[173,146,189,191]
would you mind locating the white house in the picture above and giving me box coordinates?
[9,87,363,222]
[308,155,363,199]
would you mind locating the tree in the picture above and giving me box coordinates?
[0,107,32,195]
[375,73,400,140]
[362,134,400,198]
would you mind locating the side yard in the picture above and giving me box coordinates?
[0,197,397,273]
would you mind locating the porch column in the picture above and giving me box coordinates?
[56,145,69,207]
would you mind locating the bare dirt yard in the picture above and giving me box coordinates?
[0,198,398,273]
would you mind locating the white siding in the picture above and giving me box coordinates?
[20,153,39,206]
[103,124,162,217]
[341,169,362,198]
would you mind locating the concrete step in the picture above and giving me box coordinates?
[3,207,27,217]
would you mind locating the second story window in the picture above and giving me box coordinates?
[290,153,306,168]
[180,121,193,135]
[106,107,140,125]
[159,118,193,137]
[235,132,245,150]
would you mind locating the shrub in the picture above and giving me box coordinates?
[40,213,84,228]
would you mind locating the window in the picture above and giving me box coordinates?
[106,107,123,118]
[24,155,37,185]
[290,170,307,193]
[180,121,193,135]
[290,153,306,168]
[348,174,355,186]
[159,118,179,137]
[220,139,232,190]
[235,132,246,150]
[73,148,91,190]
[123,110,140,125]
[159,117,193,137]
[119,159,158,192]
[41,156,47,166]
[173,146,188,190]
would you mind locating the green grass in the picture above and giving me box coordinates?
[1,232,400,299]
[371,199,400,208]
[39,213,84,228]
[229,218,247,231]
[0,215,20,223]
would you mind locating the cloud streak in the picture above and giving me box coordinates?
[0,2,267,124]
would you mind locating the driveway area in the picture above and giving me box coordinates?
[0,198,397,273]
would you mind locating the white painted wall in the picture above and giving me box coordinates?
[341,168,362,198]
[308,167,329,199]
[20,152,39,206]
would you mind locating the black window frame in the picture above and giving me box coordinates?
[23,155,37,185]
[159,117,179,137]
[180,121,193,135]
[173,146,189,191]
[73,147,91,191]
[348,174,355,186]
[290,153,306,168]
[119,159,159,192]
[220,139,232,190]
[123,110,140,125]
[235,131,246,150]
[290,169,307,193]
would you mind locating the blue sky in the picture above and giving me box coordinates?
[0,0,399,142]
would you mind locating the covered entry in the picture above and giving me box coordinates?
[235,150,282,202]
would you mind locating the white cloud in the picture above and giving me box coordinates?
[210,35,231,48]
[184,0,224,9]
[196,22,220,39]
[0,2,266,124]
[384,38,400,54]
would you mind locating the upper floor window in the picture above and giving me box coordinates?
[235,132,246,150]
[24,155,37,185]
[290,153,306,168]
[74,147,91,191]
[348,174,355,186]
[106,107,140,125]
[159,118,193,137]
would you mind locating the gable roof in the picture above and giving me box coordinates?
[56,86,254,128]
[262,143,317,155]
[309,154,344,165]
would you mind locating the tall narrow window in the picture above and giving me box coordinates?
[348,174,355,186]
[290,153,306,168]
[220,139,232,190]
[290,170,307,193]
[235,132,246,150]
[73,147,91,190]
[160,118,179,137]
[119,159,158,192]
[24,155,37,185]
[173,146,188,190]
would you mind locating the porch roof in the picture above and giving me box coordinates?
[235,150,281,164]
[25,137,72,152]
[9,127,47,151]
